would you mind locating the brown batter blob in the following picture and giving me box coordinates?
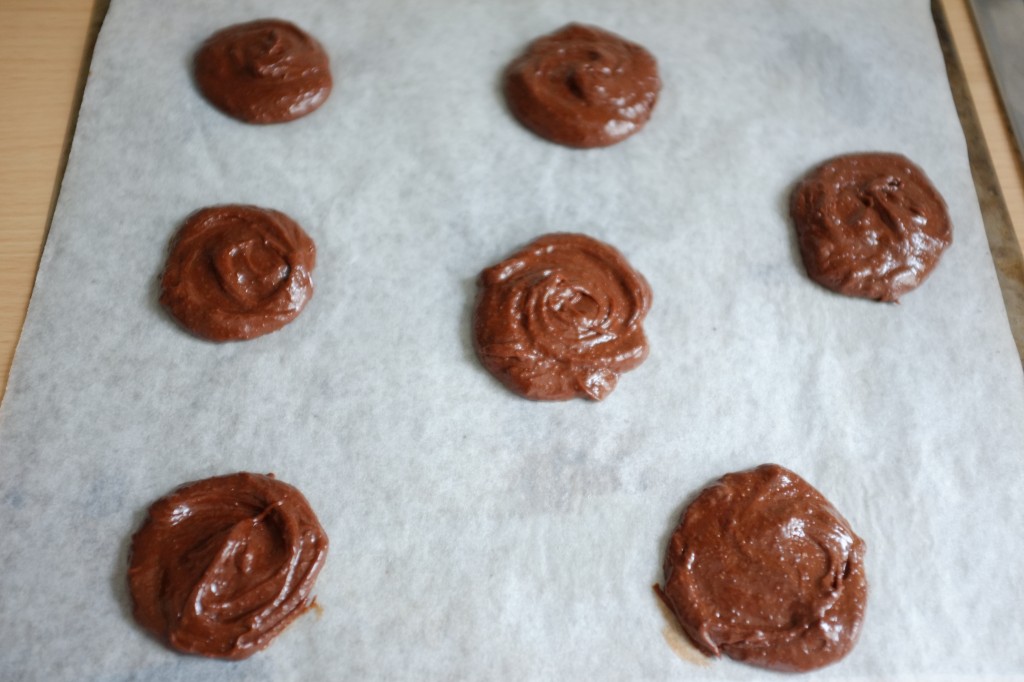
[503,23,661,148]
[790,152,952,302]
[194,19,332,124]
[658,464,867,673]
[473,233,651,401]
[160,204,316,342]
[127,472,328,660]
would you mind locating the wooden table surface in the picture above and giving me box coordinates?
[2,0,1023,398]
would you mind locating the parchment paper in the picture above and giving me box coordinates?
[2,1,1024,680]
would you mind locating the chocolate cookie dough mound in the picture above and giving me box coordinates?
[659,464,867,672]
[790,152,952,302]
[473,233,651,401]
[160,204,316,342]
[194,19,332,124]
[127,472,328,660]
[503,23,660,148]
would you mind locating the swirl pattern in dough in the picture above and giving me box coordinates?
[503,23,661,148]
[127,472,328,660]
[160,204,316,342]
[194,19,332,124]
[473,233,651,401]
[659,464,868,672]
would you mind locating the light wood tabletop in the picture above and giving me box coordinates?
[2,0,1023,399]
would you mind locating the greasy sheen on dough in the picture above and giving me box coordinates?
[790,152,952,302]
[194,19,332,124]
[159,204,316,342]
[659,464,868,672]
[473,233,651,401]
[503,23,660,148]
[127,472,328,660]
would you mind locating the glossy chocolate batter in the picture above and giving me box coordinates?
[659,464,867,672]
[194,19,332,124]
[127,472,328,660]
[160,205,316,342]
[503,23,660,148]
[473,233,651,401]
[790,152,952,302]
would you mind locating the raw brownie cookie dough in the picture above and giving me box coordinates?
[790,152,952,302]
[127,472,328,660]
[473,233,651,401]
[194,19,332,124]
[503,23,660,148]
[658,464,867,672]
[160,204,316,342]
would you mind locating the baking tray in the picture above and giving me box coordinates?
[2,1,1023,679]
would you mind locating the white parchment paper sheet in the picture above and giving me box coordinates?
[2,0,1024,680]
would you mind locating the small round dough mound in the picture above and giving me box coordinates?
[127,472,328,660]
[160,204,316,342]
[503,23,661,148]
[790,152,952,302]
[660,464,868,673]
[194,18,332,124]
[473,232,651,401]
